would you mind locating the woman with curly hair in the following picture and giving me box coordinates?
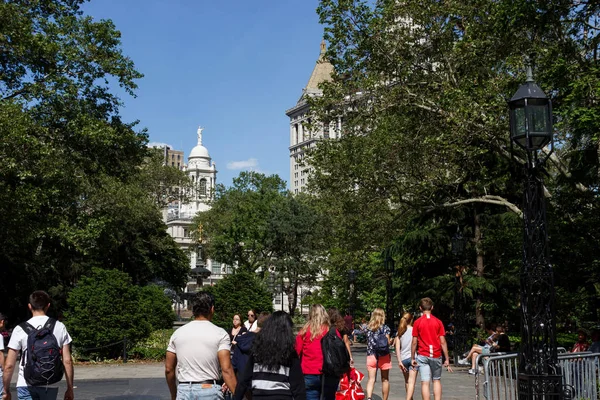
[328,307,354,366]
[365,308,392,400]
[234,311,306,400]
[295,304,338,400]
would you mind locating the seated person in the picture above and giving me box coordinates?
[351,318,368,343]
[458,323,498,373]
[571,329,590,353]
[590,329,600,354]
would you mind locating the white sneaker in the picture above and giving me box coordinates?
[458,357,470,366]
[468,369,476,375]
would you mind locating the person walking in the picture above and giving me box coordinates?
[234,311,306,399]
[232,312,270,377]
[2,291,74,400]
[364,308,392,400]
[244,310,258,333]
[328,308,354,366]
[411,298,451,400]
[165,292,237,400]
[0,313,6,399]
[295,304,338,400]
[395,312,417,400]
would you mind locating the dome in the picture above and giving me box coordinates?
[189,144,210,159]
[189,126,211,160]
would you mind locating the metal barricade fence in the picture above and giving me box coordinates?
[475,352,600,400]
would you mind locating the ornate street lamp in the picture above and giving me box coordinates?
[508,64,562,399]
[383,249,395,330]
[451,230,467,366]
[348,269,357,318]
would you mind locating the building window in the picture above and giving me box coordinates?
[199,179,207,196]
[274,298,281,305]
[294,124,299,144]
[212,261,221,275]
[183,228,189,238]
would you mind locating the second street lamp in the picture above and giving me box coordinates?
[508,64,562,399]
[451,230,467,366]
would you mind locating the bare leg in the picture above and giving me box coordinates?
[381,369,390,400]
[366,367,376,399]
[466,345,482,361]
[406,369,418,400]
[421,380,431,400]
[432,379,442,400]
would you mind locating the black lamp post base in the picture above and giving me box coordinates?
[518,374,563,399]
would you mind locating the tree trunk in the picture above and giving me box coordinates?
[474,209,485,329]
[285,276,299,317]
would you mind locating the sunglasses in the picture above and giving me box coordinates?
[248,314,255,317]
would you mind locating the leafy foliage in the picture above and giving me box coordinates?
[308,0,600,331]
[65,268,175,359]
[130,329,173,361]
[0,0,189,321]
[202,270,274,330]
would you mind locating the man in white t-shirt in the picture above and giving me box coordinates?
[2,291,74,400]
[165,292,236,400]
[0,313,6,397]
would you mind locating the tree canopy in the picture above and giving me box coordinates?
[0,0,189,321]
[306,0,600,329]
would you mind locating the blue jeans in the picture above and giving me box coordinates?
[176,383,224,400]
[17,387,59,400]
[304,374,338,400]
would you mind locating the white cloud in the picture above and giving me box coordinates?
[227,158,259,170]
[147,142,173,149]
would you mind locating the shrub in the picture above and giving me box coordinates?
[65,268,175,359]
[131,329,172,360]
[203,270,273,330]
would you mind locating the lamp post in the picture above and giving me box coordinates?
[451,230,466,366]
[508,64,562,399]
[383,250,395,330]
[348,269,357,318]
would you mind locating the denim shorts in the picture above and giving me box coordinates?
[17,386,60,400]
[177,383,224,400]
[402,357,418,371]
[416,355,442,381]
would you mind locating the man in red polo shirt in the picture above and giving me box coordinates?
[411,297,451,400]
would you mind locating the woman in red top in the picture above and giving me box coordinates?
[295,304,338,400]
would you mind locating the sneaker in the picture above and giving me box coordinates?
[468,369,476,375]
[458,357,470,366]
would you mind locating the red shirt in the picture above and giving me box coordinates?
[295,326,340,375]
[412,313,445,358]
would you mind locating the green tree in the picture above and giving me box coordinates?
[0,0,189,319]
[65,268,175,359]
[194,171,287,272]
[203,270,274,330]
[309,0,600,329]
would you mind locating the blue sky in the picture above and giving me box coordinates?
[81,1,326,187]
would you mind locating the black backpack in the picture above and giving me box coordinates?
[19,318,64,386]
[321,327,350,377]
[373,327,390,358]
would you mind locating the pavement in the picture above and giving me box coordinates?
[3,344,479,399]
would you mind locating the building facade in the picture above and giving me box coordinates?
[165,127,231,292]
[286,41,337,194]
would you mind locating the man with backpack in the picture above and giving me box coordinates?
[2,291,74,400]
[411,298,451,400]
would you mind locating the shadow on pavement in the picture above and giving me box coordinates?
[95,397,165,400]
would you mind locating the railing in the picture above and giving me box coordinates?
[166,211,196,221]
[474,352,599,400]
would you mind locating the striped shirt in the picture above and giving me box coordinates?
[234,355,306,400]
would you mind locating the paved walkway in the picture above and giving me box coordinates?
[4,344,479,399]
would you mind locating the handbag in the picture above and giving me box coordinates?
[335,367,365,400]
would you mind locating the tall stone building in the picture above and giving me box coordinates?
[165,127,229,291]
[286,41,337,194]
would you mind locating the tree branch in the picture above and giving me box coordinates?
[426,195,523,217]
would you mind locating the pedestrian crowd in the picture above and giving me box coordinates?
[165,295,453,400]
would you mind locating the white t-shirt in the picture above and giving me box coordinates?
[8,316,72,387]
[167,320,230,382]
[400,326,413,361]
[244,320,257,332]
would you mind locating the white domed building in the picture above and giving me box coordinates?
[166,127,230,292]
